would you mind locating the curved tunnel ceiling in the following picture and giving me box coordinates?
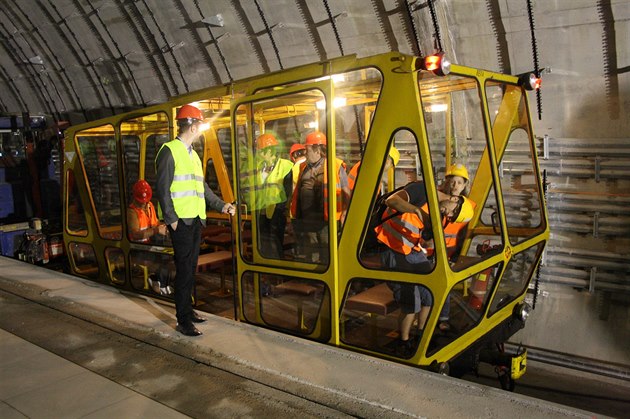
[0,0,520,123]
[0,0,627,129]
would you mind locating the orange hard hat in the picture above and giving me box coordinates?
[289,143,306,160]
[305,131,326,146]
[133,180,152,204]
[176,104,203,121]
[256,133,278,150]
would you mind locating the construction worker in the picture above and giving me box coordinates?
[155,104,235,337]
[127,179,171,295]
[247,133,293,258]
[290,131,350,264]
[374,180,465,356]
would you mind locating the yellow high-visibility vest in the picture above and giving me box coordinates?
[159,140,206,219]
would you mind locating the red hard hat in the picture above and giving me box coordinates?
[305,131,326,146]
[133,180,152,204]
[289,143,306,159]
[176,104,203,121]
[256,133,278,150]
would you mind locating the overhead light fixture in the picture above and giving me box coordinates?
[316,97,347,110]
[201,14,224,27]
[425,103,448,113]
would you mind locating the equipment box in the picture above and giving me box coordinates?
[0,229,27,257]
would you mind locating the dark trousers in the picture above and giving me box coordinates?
[257,206,286,259]
[168,218,201,325]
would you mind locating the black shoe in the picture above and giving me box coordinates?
[396,339,414,357]
[191,312,207,323]
[176,323,202,336]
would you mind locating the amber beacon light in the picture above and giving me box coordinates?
[417,52,451,76]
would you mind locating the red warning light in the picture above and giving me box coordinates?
[518,73,542,91]
[424,55,441,72]
[418,53,451,76]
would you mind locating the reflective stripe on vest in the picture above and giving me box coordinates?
[160,140,206,219]
[375,207,426,255]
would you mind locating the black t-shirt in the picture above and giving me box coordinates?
[403,181,428,207]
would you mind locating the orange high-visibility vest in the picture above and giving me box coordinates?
[348,161,361,190]
[128,202,158,243]
[375,206,427,255]
[442,199,476,257]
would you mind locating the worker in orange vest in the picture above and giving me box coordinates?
[374,180,464,356]
[127,180,171,295]
[290,131,350,264]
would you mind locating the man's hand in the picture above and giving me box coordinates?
[170,220,178,231]
[222,202,236,216]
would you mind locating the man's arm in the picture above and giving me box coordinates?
[155,147,178,225]
[204,182,226,213]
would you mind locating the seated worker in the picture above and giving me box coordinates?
[290,131,351,264]
[127,179,170,294]
[348,146,400,194]
[373,180,464,355]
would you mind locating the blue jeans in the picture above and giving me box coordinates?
[382,248,433,314]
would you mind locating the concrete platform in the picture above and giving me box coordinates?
[0,256,602,418]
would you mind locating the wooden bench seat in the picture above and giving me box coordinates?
[196,250,234,298]
[275,280,319,295]
[274,280,320,331]
[345,283,398,316]
[196,250,233,272]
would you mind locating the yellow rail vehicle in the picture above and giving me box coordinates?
[63,51,548,387]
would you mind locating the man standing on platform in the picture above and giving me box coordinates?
[156,104,235,336]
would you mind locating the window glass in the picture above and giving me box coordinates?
[65,169,88,236]
[427,262,502,355]
[120,112,170,245]
[359,130,432,269]
[423,74,503,271]
[105,247,125,285]
[76,124,121,240]
[489,243,543,315]
[205,126,232,197]
[236,90,333,266]
[341,278,419,358]
[129,249,175,295]
[486,82,545,246]
[241,271,330,341]
[332,68,383,194]
[69,242,98,278]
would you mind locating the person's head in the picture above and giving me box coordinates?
[439,198,460,220]
[439,196,474,223]
[289,143,306,163]
[256,133,278,163]
[175,104,204,137]
[305,131,326,164]
[132,179,152,205]
[443,163,469,196]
